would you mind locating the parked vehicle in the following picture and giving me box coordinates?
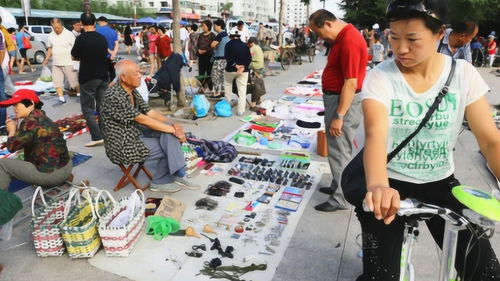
[25,25,53,48]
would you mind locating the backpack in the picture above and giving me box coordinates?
[214,99,232,117]
[191,94,210,118]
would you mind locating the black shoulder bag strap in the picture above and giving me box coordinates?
[387,58,456,162]
[438,37,446,53]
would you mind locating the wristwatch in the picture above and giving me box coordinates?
[333,112,345,120]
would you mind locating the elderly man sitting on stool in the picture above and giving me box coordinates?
[100,59,197,192]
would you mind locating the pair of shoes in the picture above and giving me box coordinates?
[150,182,182,193]
[174,176,200,190]
[314,201,349,212]
[84,139,104,147]
[319,187,333,195]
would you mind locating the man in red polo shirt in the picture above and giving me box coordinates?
[309,9,368,212]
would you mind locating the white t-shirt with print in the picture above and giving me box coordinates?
[47,28,76,66]
[361,56,489,184]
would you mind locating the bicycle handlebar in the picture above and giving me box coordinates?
[363,198,447,217]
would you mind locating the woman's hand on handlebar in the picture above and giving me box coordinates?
[365,186,400,225]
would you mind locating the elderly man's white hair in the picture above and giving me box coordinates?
[114,59,138,81]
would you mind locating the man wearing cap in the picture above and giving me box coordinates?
[309,9,368,212]
[0,89,72,191]
[224,29,252,116]
[231,21,250,43]
[487,34,497,67]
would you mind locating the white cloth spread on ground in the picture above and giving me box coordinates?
[361,57,489,183]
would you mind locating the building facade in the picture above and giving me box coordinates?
[283,0,308,27]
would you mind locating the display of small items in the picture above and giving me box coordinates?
[182,143,202,176]
[279,151,311,171]
[227,156,314,189]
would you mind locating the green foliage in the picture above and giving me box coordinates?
[0,0,153,18]
[339,0,500,34]
[338,0,387,29]
[221,3,233,12]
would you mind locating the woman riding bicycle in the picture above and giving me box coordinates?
[357,0,500,280]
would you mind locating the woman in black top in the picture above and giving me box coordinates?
[196,20,216,90]
[123,24,133,54]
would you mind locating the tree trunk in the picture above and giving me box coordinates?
[83,0,91,13]
[278,0,285,47]
[172,0,187,108]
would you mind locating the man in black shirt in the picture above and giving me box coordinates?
[224,29,252,116]
[71,13,109,147]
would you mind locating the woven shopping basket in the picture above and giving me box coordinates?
[60,188,101,258]
[97,190,146,257]
[31,186,73,257]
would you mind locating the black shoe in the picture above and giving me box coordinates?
[494,104,500,111]
[319,187,333,195]
[314,201,349,212]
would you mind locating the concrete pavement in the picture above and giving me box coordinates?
[1,48,499,281]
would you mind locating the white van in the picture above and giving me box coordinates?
[25,25,53,48]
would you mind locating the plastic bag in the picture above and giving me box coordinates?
[191,94,210,118]
[214,99,232,117]
[39,66,52,82]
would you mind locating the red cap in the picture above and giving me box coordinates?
[0,89,40,107]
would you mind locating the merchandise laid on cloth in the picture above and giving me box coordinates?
[223,98,325,153]
[284,69,323,97]
[88,153,328,281]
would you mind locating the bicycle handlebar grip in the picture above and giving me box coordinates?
[362,198,416,212]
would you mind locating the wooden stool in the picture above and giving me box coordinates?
[114,163,153,192]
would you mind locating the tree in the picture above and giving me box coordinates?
[338,0,386,29]
[171,0,186,108]
[278,0,285,46]
[338,0,500,34]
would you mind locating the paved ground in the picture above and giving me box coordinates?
[1,47,499,281]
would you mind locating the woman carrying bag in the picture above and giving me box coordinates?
[15,25,35,74]
[347,0,500,280]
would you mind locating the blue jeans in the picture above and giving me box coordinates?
[0,67,6,128]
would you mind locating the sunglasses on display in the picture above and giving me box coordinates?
[386,0,441,22]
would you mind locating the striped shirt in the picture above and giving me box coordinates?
[438,29,472,63]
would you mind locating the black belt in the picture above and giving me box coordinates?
[322,89,361,95]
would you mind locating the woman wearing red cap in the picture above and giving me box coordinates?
[0,89,72,192]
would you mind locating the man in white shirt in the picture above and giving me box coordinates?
[231,21,249,43]
[180,23,189,50]
[43,18,79,104]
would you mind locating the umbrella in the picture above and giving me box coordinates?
[0,7,18,29]
[137,17,158,24]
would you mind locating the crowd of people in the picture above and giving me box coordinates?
[0,0,500,278]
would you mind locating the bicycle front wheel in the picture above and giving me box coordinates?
[308,47,316,63]
[281,50,292,70]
